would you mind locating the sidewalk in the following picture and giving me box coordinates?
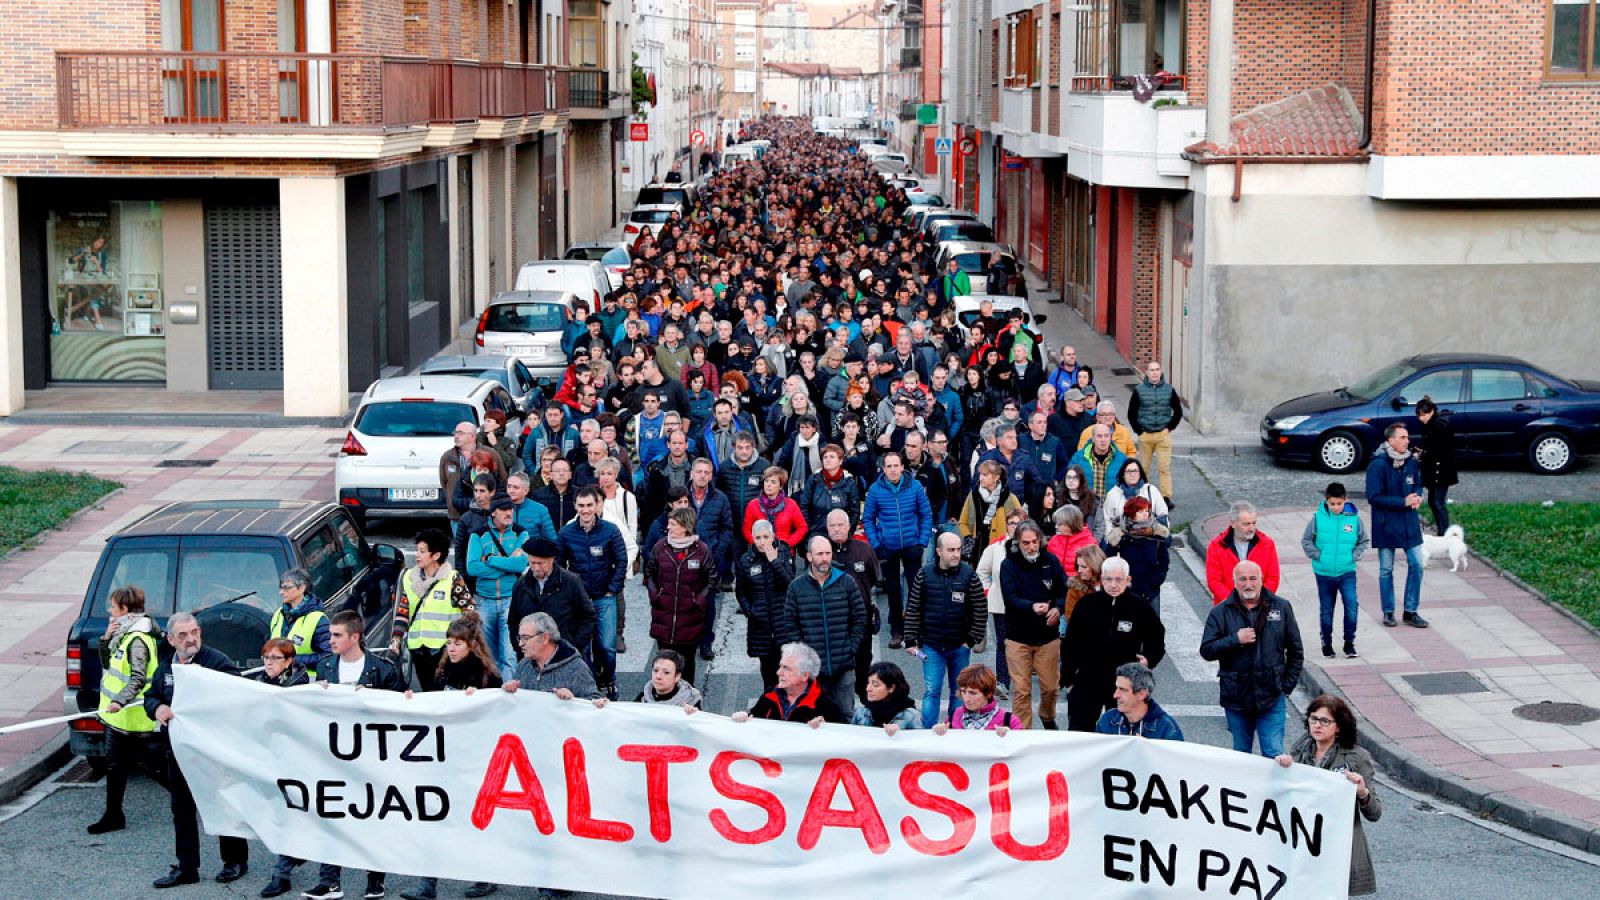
[0,423,343,786]
[1024,272,1255,451]
[1192,508,1600,852]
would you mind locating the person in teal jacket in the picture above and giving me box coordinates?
[1300,482,1370,659]
[467,497,531,674]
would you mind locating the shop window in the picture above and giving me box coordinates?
[47,202,168,382]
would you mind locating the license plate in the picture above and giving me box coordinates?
[510,345,545,356]
[388,488,438,502]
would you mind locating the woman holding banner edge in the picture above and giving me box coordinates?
[1275,695,1382,895]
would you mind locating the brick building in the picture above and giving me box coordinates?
[0,0,633,418]
[951,0,1600,433]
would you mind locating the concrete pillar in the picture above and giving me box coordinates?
[0,176,22,416]
[278,177,349,417]
[1206,0,1234,145]
[471,150,490,312]
[446,154,463,327]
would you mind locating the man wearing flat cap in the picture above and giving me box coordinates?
[466,494,530,675]
[508,536,597,672]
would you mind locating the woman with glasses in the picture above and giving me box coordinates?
[1276,695,1382,895]
[254,638,310,898]
[267,568,330,678]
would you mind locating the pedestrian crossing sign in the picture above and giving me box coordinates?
[934,137,953,157]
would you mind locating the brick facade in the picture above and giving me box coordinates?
[1130,192,1161,367]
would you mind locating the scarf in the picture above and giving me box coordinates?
[791,432,821,489]
[959,700,1001,730]
[667,533,699,550]
[662,456,692,491]
[863,692,916,727]
[977,484,1003,531]
[758,491,787,522]
[1385,444,1412,464]
[821,466,846,488]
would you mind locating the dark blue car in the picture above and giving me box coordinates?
[1261,354,1600,475]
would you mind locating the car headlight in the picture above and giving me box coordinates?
[1273,415,1310,431]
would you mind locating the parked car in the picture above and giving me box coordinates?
[336,375,519,525]
[624,203,680,241]
[635,182,698,211]
[907,191,945,206]
[918,210,979,239]
[905,206,961,231]
[512,258,608,312]
[474,290,578,383]
[934,240,1021,295]
[872,153,911,175]
[63,500,404,761]
[418,353,543,416]
[1261,354,1600,475]
[564,241,632,291]
[721,145,761,167]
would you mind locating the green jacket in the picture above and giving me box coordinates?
[1300,502,1369,577]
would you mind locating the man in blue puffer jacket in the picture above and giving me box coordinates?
[863,449,932,649]
[1365,423,1428,628]
[557,485,628,699]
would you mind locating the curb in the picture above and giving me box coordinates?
[1,411,351,428]
[0,731,72,807]
[1470,554,1600,643]
[1178,525,1600,857]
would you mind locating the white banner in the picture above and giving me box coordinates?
[172,668,1354,899]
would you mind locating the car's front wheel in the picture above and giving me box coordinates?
[1316,430,1364,474]
[1528,431,1575,475]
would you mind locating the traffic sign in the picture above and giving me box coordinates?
[690,129,705,146]
[629,122,649,142]
[958,136,977,155]
[934,137,952,157]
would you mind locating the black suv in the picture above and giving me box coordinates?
[64,500,404,760]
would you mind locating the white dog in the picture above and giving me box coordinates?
[1420,525,1469,571]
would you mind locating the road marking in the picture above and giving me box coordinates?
[1162,581,1220,683]
[1162,704,1226,717]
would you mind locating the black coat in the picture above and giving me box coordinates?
[1061,589,1166,692]
[778,566,867,678]
[143,645,239,720]
[509,567,596,654]
[735,544,796,658]
[313,652,406,691]
[1102,525,1171,600]
[797,470,864,533]
[1200,589,1304,713]
[904,561,986,651]
[1418,416,1459,488]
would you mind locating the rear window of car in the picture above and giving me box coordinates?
[636,188,688,207]
[959,309,1029,329]
[631,208,674,224]
[487,302,567,333]
[565,247,610,262]
[953,253,1016,273]
[937,223,995,242]
[601,247,630,267]
[354,401,477,437]
[93,540,287,617]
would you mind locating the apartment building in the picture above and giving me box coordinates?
[0,0,633,419]
[716,0,764,137]
[953,0,1600,434]
[630,0,693,189]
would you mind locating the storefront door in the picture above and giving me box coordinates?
[204,203,284,389]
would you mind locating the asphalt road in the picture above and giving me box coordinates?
[3,555,1597,899]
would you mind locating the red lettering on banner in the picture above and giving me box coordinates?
[708,751,786,845]
[563,738,634,842]
[617,744,700,842]
[988,763,1071,861]
[898,761,977,857]
[470,734,555,834]
[797,758,890,854]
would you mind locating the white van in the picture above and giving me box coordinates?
[721,145,760,167]
[512,259,609,312]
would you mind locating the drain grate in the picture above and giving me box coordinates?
[156,459,218,468]
[1402,671,1490,696]
[1512,701,1600,725]
[1111,366,1137,376]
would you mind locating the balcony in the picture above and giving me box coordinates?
[52,50,573,158]
[1064,89,1205,188]
[569,68,621,117]
[899,47,921,70]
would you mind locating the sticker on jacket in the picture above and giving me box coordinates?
[1116,620,1133,632]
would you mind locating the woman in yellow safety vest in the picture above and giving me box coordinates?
[87,584,164,835]
[267,568,330,678]
[389,527,473,692]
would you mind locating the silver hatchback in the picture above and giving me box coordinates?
[475,290,579,382]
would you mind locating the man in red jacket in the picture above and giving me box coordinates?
[1205,501,1281,605]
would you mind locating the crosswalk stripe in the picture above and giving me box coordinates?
[1161,582,1220,683]
[1161,704,1226,717]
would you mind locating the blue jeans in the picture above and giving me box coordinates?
[1315,572,1359,645]
[1377,545,1425,616]
[919,644,971,728]
[1225,695,1286,757]
[476,593,514,678]
[592,594,618,685]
